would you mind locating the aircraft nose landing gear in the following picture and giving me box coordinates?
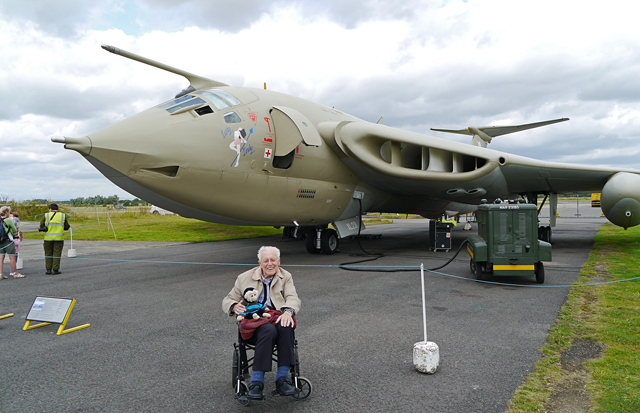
[305,226,339,254]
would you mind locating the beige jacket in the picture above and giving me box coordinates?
[222,266,301,317]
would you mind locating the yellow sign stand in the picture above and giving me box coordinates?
[0,313,14,320]
[23,296,90,335]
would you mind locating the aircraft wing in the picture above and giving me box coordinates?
[320,120,640,227]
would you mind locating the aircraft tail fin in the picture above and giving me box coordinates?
[101,45,228,97]
[431,118,569,147]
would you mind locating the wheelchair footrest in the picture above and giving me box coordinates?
[271,388,301,397]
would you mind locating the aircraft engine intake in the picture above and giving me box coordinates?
[336,121,494,181]
[600,172,640,229]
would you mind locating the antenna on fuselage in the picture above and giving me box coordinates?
[101,45,228,98]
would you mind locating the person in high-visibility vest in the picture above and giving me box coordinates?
[39,203,70,275]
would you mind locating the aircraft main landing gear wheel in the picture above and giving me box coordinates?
[292,376,312,400]
[535,262,545,284]
[305,232,320,254]
[321,229,339,254]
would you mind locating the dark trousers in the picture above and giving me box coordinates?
[44,240,64,270]
[244,323,295,372]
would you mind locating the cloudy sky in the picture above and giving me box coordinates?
[1,0,639,201]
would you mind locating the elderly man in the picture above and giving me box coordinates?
[222,246,301,400]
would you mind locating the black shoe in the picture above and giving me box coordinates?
[45,270,52,275]
[52,269,61,275]
[248,381,264,400]
[275,376,297,396]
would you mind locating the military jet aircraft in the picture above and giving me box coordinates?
[53,45,640,254]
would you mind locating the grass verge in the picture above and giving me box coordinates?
[506,224,640,412]
[22,213,283,242]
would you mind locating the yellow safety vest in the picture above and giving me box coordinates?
[44,212,65,241]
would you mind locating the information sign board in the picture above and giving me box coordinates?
[26,297,73,324]
[23,296,90,335]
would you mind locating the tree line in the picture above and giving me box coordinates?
[69,196,146,206]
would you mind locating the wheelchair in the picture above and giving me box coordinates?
[231,329,312,405]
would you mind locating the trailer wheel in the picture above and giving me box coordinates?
[472,260,485,281]
[535,262,545,284]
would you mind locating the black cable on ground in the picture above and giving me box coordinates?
[338,199,470,272]
[339,239,469,272]
[348,198,384,258]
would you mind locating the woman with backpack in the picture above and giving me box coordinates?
[0,206,24,279]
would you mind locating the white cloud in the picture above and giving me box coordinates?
[1,0,639,201]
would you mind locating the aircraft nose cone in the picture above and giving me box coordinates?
[72,107,171,176]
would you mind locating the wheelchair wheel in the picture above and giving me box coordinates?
[234,381,250,406]
[232,348,239,388]
[292,376,312,400]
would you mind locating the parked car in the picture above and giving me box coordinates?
[150,205,177,216]
[114,205,126,210]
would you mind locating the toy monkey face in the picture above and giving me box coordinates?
[244,289,259,302]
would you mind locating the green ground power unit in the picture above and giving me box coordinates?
[467,202,551,283]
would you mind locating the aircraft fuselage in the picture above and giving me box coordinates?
[56,46,640,237]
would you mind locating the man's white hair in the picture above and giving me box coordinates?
[0,206,10,216]
[257,246,280,261]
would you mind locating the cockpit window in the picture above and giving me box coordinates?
[158,96,207,114]
[223,112,242,123]
[166,97,206,114]
[159,89,242,114]
[197,91,231,110]
[158,96,193,110]
[208,89,242,106]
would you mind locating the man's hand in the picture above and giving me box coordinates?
[278,310,293,327]
[232,303,246,315]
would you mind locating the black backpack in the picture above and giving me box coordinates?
[0,217,9,243]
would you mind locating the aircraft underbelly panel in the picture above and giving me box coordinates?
[83,156,262,225]
[183,172,345,224]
